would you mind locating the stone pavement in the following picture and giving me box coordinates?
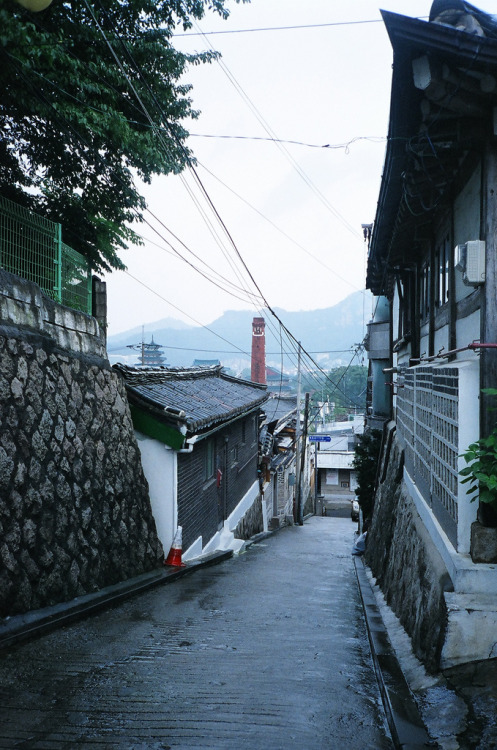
[0,517,394,750]
[2,515,497,749]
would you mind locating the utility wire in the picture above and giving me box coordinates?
[10,5,365,407]
[193,20,362,241]
[199,161,364,293]
[176,19,386,36]
[191,133,387,150]
[122,270,252,357]
[82,1,303,385]
[108,344,357,355]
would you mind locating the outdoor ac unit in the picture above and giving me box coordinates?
[454,240,485,285]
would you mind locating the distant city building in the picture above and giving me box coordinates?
[266,365,292,393]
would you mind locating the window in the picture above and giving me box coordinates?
[241,420,246,445]
[436,234,450,307]
[232,445,239,464]
[420,263,431,320]
[204,440,214,480]
[396,274,411,342]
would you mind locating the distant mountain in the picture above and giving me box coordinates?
[107,290,372,374]
[107,317,193,348]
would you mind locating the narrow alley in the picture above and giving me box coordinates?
[0,517,393,749]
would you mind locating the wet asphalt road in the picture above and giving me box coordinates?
[0,516,393,749]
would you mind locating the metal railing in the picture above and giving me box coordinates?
[0,195,92,314]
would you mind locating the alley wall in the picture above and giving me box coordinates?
[0,270,163,617]
[365,423,450,672]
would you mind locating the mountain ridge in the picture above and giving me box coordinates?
[107,290,372,372]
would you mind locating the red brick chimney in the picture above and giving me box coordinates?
[251,317,266,384]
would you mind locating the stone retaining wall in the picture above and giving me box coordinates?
[0,271,163,617]
[365,423,450,672]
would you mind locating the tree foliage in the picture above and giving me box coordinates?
[0,0,247,271]
[305,365,367,419]
[352,429,382,521]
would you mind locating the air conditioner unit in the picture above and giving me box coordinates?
[454,240,485,285]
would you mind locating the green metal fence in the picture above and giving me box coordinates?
[0,195,92,315]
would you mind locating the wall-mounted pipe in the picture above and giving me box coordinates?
[409,341,497,364]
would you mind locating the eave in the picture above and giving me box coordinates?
[367,8,497,296]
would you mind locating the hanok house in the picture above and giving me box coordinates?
[313,416,364,497]
[259,394,298,528]
[365,1,497,670]
[114,365,268,560]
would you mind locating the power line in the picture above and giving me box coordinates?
[175,19,386,37]
[122,270,252,358]
[108,343,357,355]
[199,162,364,294]
[190,133,387,150]
[193,20,362,241]
[10,5,367,408]
[81,2,305,384]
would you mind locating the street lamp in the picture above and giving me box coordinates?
[15,0,53,11]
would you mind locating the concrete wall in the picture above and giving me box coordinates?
[365,424,450,673]
[0,270,163,617]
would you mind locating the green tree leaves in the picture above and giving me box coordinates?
[352,429,382,521]
[0,0,246,271]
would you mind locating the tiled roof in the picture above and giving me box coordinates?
[114,364,268,434]
[263,395,298,426]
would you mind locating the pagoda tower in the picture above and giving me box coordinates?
[127,332,167,367]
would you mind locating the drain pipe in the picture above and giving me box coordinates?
[178,435,198,454]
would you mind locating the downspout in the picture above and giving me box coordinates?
[178,435,199,454]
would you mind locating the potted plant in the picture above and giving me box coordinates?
[460,389,497,528]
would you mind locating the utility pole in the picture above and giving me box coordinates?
[294,343,302,524]
[298,392,310,525]
[314,440,319,514]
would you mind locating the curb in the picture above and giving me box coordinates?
[0,549,233,651]
[353,556,436,750]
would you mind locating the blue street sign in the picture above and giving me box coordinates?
[308,435,331,442]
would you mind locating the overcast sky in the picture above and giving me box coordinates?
[103,0,497,338]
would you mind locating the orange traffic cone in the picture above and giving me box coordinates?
[164,526,186,567]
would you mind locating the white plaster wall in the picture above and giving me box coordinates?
[134,432,176,555]
[202,480,261,557]
[455,309,480,361]
[454,164,481,304]
[420,327,429,358]
[433,325,449,357]
[455,361,480,553]
[226,480,260,532]
[392,284,400,339]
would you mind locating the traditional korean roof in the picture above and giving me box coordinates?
[367,1,497,295]
[192,358,221,367]
[114,364,268,436]
[262,394,298,427]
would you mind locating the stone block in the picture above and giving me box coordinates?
[470,522,497,563]
[443,592,497,667]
